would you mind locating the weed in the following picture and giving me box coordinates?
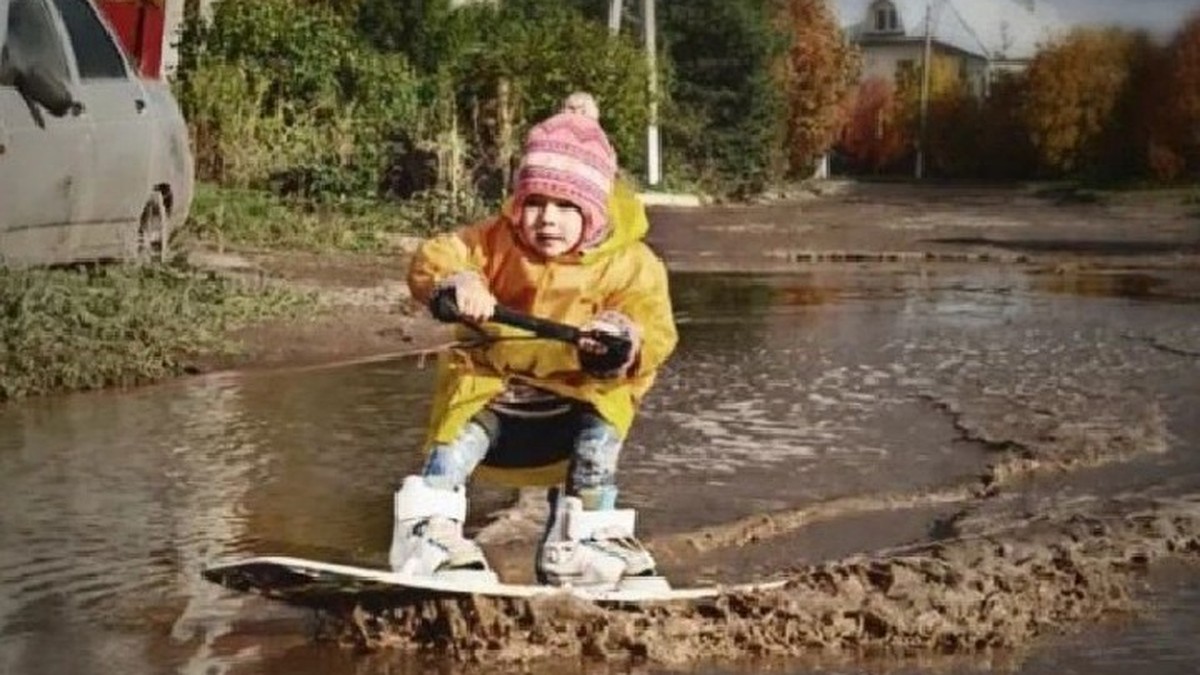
[0,264,313,401]
[181,184,492,253]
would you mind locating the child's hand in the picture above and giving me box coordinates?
[579,310,641,378]
[432,272,496,323]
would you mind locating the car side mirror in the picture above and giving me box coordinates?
[16,63,78,117]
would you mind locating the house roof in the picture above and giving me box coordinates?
[837,0,1065,61]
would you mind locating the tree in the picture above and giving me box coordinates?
[456,3,651,180]
[659,0,788,191]
[515,0,795,193]
[1173,14,1200,169]
[975,72,1037,180]
[1148,12,1200,178]
[839,77,907,172]
[355,0,481,75]
[776,0,860,177]
[1022,28,1141,176]
[351,0,649,197]
[895,53,972,177]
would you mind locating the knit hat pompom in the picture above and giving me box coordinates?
[513,112,617,249]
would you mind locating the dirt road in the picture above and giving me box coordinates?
[192,182,1200,374]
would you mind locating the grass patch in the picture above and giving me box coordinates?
[182,183,492,253]
[0,264,314,401]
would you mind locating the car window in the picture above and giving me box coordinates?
[51,0,126,80]
[1,0,72,87]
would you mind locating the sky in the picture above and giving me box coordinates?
[1048,0,1198,35]
[835,0,1199,37]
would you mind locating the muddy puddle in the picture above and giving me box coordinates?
[1,265,1198,674]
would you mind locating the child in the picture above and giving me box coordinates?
[392,112,678,590]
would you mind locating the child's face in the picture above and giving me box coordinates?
[518,194,585,257]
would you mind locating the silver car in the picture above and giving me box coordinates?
[0,0,193,266]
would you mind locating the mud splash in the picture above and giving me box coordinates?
[324,496,1200,668]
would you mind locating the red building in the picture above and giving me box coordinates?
[95,0,167,79]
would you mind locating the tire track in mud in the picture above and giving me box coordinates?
[326,496,1200,667]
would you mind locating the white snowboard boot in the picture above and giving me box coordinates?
[388,475,496,583]
[536,494,670,591]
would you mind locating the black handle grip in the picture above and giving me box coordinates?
[430,288,462,323]
[429,288,579,343]
[492,306,580,343]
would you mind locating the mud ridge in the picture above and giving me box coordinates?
[778,250,1034,265]
[653,486,976,563]
[322,496,1200,668]
[648,395,1169,561]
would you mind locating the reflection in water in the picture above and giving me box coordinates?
[0,267,1197,674]
[0,374,267,673]
[1033,270,1168,299]
[0,365,439,674]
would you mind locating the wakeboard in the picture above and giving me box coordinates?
[202,555,786,606]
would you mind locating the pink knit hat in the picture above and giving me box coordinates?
[512,112,617,249]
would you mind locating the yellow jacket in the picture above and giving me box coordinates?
[407,184,677,486]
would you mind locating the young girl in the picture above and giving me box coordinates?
[391,112,678,589]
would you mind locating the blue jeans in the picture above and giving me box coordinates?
[422,407,621,508]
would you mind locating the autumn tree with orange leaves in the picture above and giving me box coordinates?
[895,53,975,177]
[840,52,984,176]
[1146,12,1200,179]
[840,77,908,172]
[1172,14,1200,174]
[1022,28,1144,176]
[776,0,860,176]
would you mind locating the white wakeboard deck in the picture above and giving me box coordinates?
[203,555,787,605]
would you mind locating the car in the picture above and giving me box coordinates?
[0,0,193,266]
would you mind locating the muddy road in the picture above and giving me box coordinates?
[2,184,1200,674]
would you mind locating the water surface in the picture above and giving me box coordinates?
[1,266,1198,674]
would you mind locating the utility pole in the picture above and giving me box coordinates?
[643,0,660,186]
[608,0,623,35]
[916,0,934,180]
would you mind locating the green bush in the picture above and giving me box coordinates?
[180,0,874,215]
[177,0,423,200]
[357,0,652,183]
[188,0,356,106]
[456,2,652,178]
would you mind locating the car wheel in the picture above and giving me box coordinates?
[138,191,168,263]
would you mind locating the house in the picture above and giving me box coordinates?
[837,0,1065,96]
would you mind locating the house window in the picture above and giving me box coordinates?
[871,1,899,33]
